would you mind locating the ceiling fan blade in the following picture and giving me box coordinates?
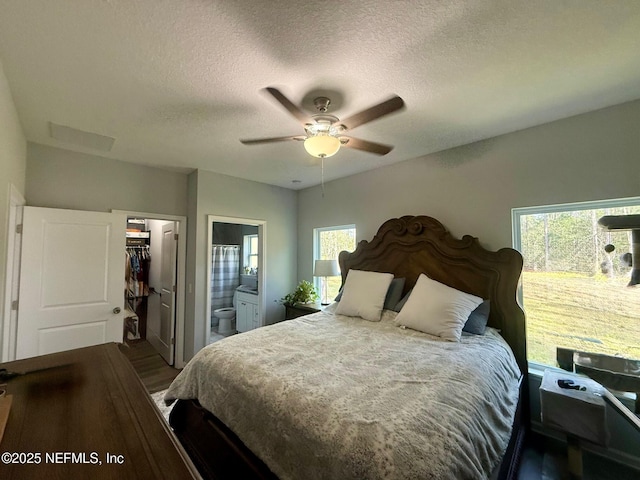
[263,87,310,126]
[339,136,394,155]
[240,135,306,145]
[337,96,405,130]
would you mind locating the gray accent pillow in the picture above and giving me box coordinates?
[462,300,491,335]
[392,287,412,312]
[334,288,343,302]
[384,278,405,311]
[335,277,405,311]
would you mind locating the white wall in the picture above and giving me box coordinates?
[297,99,640,281]
[26,143,188,216]
[184,169,297,360]
[0,58,27,359]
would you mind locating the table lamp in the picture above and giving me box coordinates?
[313,259,340,305]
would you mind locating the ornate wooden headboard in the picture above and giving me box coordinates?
[338,215,527,374]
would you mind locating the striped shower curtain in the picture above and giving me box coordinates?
[211,245,240,318]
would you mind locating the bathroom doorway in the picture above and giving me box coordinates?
[206,215,266,346]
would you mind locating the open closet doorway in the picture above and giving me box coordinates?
[117,211,187,368]
[206,215,266,346]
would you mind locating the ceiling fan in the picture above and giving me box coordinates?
[240,87,405,158]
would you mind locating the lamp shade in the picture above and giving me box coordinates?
[313,259,340,277]
[304,135,340,158]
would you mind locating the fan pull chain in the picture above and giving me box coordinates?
[321,155,325,198]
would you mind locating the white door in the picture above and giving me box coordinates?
[16,207,126,359]
[148,222,177,365]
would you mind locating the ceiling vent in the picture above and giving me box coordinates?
[49,122,115,152]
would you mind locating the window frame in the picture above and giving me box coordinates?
[313,224,356,298]
[512,195,640,372]
[243,233,259,271]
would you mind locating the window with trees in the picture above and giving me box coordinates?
[243,234,258,272]
[314,225,356,301]
[513,198,640,368]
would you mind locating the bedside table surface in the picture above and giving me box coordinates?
[284,303,324,320]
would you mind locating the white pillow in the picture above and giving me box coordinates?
[395,274,482,341]
[335,269,394,322]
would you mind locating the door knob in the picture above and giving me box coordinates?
[113,307,121,314]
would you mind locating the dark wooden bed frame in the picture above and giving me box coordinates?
[170,215,529,480]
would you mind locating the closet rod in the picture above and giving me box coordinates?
[212,244,240,248]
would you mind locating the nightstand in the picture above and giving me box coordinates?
[284,303,323,320]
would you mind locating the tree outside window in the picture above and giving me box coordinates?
[314,225,356,301]
[513,199,640,368]
[243,234,258,272]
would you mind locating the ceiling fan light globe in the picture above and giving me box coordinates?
[304,135,341,158]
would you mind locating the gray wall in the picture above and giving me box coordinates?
[185,172,198,361]
[212,222,243,245]
[26,143,196,357]
[184,169,297,359]
[297,99,640,282]
[22,145,298,362]
[0,58,26,359]
[26,143,189,216]
[297,99,640,466]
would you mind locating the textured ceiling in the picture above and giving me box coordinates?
[0,1,639,189]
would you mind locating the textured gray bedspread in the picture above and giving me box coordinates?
[165,306,521,480]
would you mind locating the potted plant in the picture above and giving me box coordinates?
[280,280,319,306]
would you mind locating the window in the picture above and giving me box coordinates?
[313,225,356,301]
[513,198,640,368]
[243,234,258,272]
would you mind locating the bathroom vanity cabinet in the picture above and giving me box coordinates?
[236,291,259,333]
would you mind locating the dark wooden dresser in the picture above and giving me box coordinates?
[0,343,198,479]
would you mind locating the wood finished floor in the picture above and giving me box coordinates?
[518,432,640,480]
[119,339,180,393]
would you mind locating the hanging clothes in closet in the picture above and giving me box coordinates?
[126,246,151,297]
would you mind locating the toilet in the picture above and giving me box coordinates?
[213,290,237,335]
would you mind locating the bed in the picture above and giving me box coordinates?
[166,215,528,480]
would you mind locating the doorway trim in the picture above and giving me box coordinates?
[206,214,266,346]
[114,210,187,369]
[2,184,26,362]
